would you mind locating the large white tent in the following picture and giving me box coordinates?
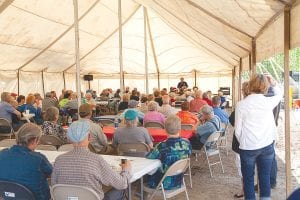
[0,0,299,96]
[0,0,300,196]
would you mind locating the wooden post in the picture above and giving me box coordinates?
[73,0,81,108]
[143,7,149,94]
[284,6,291,197]
[118,0,125,92]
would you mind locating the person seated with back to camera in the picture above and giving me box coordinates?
[78,103,112,154]
[159,95,177,117]
[143,101,165,127]
[189,90,207,113]
[120,100,145,124]
[189,105,221,150]
[51,120,132,200]
[41,107,69,144]
[113,109,153,149]
[18,94,43,125]
[176,101,199,129]
[0,123,52,200]
[146,114,192,190]
[211,95,229,124]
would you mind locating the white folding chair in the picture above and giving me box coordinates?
[218,123,229,155]
[204,131,225,177]
[51,184,101,200]
[144,121,164,129]
[144,158,190,200]
[0,118,14,139]
[117,143,150,157]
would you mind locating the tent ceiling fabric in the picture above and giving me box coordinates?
[0,0,296,75]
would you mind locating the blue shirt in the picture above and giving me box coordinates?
[0,145,52,200]
[18,104,43,124]
[213,107,229,124]
[196,116,221,144]
[146,137,192,190]
[0,101,15,123]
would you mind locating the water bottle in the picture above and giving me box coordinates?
[114,117,119,128]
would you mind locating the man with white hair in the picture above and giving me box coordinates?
[42,92,58,112]
[52,121,132,200]
[189,90,207,112]
[190,105,221,150]
[159,95,177,117]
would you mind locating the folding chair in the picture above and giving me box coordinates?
[144,121,164,129]
[0,118,14,139]
[0,180,35,200]
[97,119,114,127]
[204,131,225,177]
[143,158,190,200]
[36,144,57,151]
[58,144,74,151]
[51,184,100,200]
[117,143,150,157]
[181,124,194,130]
[39,135,64,149]
[0,139,16,148]
[218,123,229,155]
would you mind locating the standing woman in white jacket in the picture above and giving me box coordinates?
[235,74,282,200]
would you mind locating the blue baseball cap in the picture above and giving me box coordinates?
[124,109,138,121]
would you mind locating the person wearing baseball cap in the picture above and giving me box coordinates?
[113,109,153,150]
[120,100,145,124]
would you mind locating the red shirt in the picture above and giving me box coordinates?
[189,98,208,112]
[176,111,199,126]
[203,97,213,106]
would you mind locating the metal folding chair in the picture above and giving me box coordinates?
[51,184,100,200]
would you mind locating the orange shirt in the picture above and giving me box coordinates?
[176,111,199,126]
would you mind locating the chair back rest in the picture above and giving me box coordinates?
[181,124,193,130]
[0,139,16,148]
[51,184,100,200]
[144,121,164,129]
[36,144,57,151]
[117,143,150,157]
[39,135,64,147]
[156,158,190,188]
[0,180,35,200]
[58,144,74,152]
[205,131,222,144]
[0,118,13,133]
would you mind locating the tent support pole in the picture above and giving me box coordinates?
[251,39,256,75]
[145,8,160,90]
[283,6,291,197]
[17,70,20,95]
[63,72,66,90]
[118,0,125,92]
[232,67,236,106]
[41,71,45,97]
[73,0,81,108]
[143,7,149,94]
[238,58,242,100]
[194,70,197,87]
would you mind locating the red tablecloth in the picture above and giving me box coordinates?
[103,126,194,142]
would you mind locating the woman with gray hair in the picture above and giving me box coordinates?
[0,123,52,200]
[41,107,69,144]
[159,95,177,117]
[143,101,165,126]
[146,115,192,190]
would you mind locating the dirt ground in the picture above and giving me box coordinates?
[133,110,300,200]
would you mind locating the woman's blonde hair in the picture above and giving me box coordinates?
[249,74,269,94]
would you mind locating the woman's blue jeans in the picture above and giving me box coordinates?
[240,143,275,200]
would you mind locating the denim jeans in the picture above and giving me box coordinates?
[240,143,275,200]
[270,155,277,187]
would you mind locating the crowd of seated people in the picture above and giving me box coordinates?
[0,82,233,199]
